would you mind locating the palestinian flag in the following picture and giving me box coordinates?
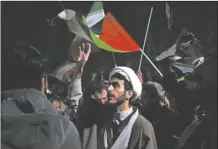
[86,1,105,28]
[57,6,140,53]
[69,1,105,55]
[93,12,140,53]
[51,2,105,84]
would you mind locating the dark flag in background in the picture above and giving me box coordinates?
[166,2,173,30]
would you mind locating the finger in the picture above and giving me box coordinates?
[86,43,91,53]
[185,32,189,37]
[81,52,85,57]
[79,46,82,52]
[82,43,85,51]
[190,32,194,37]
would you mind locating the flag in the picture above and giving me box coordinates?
[50,61,77,84]
[155,44,176,61]
[98,12,140,52]
[166,2,173,30]
[51,2,105,83]
[57,9,140,53]
[58,9,92,42]
[68,1,105,59]
[86,1,105,28]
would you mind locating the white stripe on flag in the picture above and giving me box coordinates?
[86,10,105,27]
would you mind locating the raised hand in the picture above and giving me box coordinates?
[77,43,91,63]
[177,29,196,44]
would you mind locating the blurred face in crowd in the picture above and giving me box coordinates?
[52,99,61,110]
[93,88,108,104]
[91,82,108,104]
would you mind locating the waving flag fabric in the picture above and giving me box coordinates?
[69,1,105,58]
[51,2,105,83]
[57,6,140,53]
[99,12,140,52]
[86,1,105,28]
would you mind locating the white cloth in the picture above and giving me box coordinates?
[69,78,83,107]
[117,106,133,121]
[192,56,204,68]
[104,109,139,149]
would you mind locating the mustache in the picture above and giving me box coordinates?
[107,93,115,98]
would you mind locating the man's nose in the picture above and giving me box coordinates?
[108,84,114,91]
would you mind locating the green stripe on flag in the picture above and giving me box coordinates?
[89,1,104,14]
[63,10,92,42]
[89,30,127,53]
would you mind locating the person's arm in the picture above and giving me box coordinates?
[68,43,91,109]
[68,77,83,109]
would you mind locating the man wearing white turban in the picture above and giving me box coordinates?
[98,66,158,149]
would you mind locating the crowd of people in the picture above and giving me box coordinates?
[1,30,217,149]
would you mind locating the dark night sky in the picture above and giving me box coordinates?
[1,1,217,74]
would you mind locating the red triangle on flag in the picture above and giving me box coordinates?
[99,12,140,52]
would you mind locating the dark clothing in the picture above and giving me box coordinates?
[98,107,158,149]
[1,88,81,149]
[175,116,210,149]
[76,96,114,149]
[141,99,179,149]
[175,56,217,149]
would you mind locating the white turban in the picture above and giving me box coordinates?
[109,66,142,102]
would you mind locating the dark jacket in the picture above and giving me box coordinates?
[76,96,114,149]
[98,107,158,149]
[1,88,81,149]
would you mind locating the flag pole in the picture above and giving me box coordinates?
[139,48,163,77]
[137,6,163,77]
[112,52,117,67]
[138,7,153,71]
[58,1,66,10]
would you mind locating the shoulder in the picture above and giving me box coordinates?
[129,114,156,149]
[133,114,156,138]
[134,114,153,128]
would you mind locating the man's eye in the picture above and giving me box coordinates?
[111,82,119,88]
[102,97,107,100]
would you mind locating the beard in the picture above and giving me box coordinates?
[105,92,126,109]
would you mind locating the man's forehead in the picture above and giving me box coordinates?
[110,78,124,84]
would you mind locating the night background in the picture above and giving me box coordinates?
[1,1,217,77]
[1,2,217,149]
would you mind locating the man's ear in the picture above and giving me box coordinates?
[126,90,134,100]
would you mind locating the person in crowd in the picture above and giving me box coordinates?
[98,66,158,149]
[175,33,217,149]
[77,80,112,149]
[66,43,91,115]
[141,81,180,149]
[1,42,81,149]
[135,69,179,149]
[49,42,91,122]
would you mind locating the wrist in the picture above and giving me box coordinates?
[76,59,86,65]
